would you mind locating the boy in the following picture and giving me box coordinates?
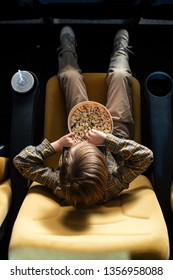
[14,26,153,207]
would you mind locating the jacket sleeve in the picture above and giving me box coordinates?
[13,139,62,196]
[105,133,153,190]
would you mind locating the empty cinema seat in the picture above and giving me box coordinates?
[171,183,173,213]
[0,148,12,246]
[0,157,11,230]
[8,73,170,260]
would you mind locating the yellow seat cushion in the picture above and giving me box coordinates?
[9,175,169,259]
[8,73,169,260]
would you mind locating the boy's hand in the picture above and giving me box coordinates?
[85,129,106,145]
[51,132,79,152]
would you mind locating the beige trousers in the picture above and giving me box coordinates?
[57,50,134,139]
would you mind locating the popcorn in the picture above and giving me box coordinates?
[68,101,113,141]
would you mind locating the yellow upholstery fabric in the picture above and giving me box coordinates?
[0,157,8,181]
[171,183,173,212]
[9,176,169,260]
[0,157,12,227]
[8,74,169,260]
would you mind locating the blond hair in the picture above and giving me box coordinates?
[59,142,108,207]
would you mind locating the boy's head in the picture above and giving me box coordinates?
[59,141,108,207]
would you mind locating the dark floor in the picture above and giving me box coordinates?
[0,21,173,259]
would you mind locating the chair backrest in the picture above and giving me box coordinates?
[44,73,141,168]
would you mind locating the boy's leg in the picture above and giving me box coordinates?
[106,29,134,139]
[57,26,88,115]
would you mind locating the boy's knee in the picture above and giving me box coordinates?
[107,69,130,82]
[59,68,80,80]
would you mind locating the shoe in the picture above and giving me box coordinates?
[59,26,76,52]
[113,29,131,54]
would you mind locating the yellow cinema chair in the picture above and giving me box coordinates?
[171,183,173,213]
[0,157,11,236]
[9,73,169,260]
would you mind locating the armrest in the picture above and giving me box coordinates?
[9,72,40,219]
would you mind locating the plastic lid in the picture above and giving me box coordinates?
[11,70,34,93]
